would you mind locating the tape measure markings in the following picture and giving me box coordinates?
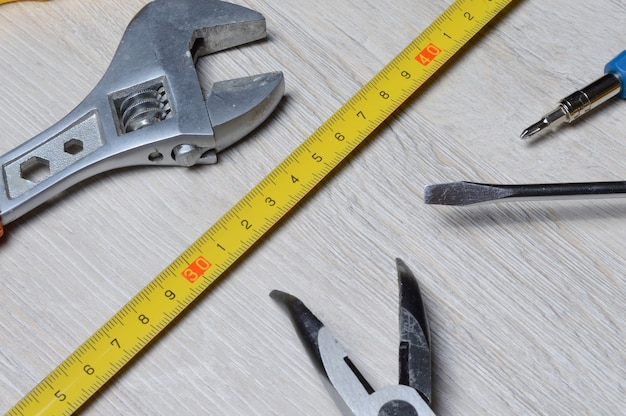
[8,1,512,414]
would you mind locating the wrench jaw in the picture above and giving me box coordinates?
[0,0,284,233]
[189,19,267,63]
[170,71,285,167]
[207,71,285,154]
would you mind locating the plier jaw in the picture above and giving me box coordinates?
[271,258,435,416]
[397,258,432,405]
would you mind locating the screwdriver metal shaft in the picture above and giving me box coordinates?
[424,180,626,206]
[520,51,626,139]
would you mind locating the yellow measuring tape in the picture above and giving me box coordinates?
[8,0,512,414]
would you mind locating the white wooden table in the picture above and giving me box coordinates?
[1,0,625,414]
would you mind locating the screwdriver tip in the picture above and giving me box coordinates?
[424,181,514,206]
[519,119,549,139]
[520,106,569,139]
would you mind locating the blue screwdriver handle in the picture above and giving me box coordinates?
[605,50,626,98]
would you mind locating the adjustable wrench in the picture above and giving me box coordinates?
[0,0,285,237]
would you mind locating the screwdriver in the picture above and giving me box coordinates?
[423,180,626,206]
[520,50,626,139]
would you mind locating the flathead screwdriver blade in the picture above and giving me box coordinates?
[424,181,516,205]
[424,180,626,206]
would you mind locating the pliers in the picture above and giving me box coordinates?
[271,258,435,416]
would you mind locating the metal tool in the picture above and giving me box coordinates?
[271,258,435,416]
[0,0,284,237]
[7,1,512,413]
[520,50,626,139]
[424,180,626,206]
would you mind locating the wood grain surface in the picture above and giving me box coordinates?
[1,0,625,414]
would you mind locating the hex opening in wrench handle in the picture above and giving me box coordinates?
[0,0,284,234]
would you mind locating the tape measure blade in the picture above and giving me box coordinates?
[7,0,513,414]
